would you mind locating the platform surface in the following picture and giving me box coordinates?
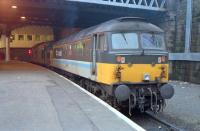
[157,81,200,130]
[0,61,143,131]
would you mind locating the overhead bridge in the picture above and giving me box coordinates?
[9,0,167,11]
[67,0,167,11]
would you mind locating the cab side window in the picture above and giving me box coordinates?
[98,34,107,51]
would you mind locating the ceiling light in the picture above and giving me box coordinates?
[11,5,17,9]
[20,16,26,20]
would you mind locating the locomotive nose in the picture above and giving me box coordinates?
[160,84,174,99]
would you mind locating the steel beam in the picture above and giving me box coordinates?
[169,53,200,62]
[67,0,167,11]
[160,0,166,8]
[184,0,193,53]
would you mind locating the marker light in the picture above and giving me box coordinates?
[116,56,125,63]
[117,56,122,63]
[161,56,166,62]
[28,49,32,56]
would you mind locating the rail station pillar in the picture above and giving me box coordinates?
[5,36,10,62]
[1,25,11,62]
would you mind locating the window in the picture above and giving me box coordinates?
[84,38,92,49]
[55,48,62,57]
[76,41,85,56]
[69,45,72,56]
[27,35,32,41]
[10,35,15,41]
[18,35,24,40]
[112,33,139,49]
[35,35,40,41]
[98,34,107,51]
[44,35,48,41]
[83,38,92,58]
[141,33,165,50]
[76,41,84,49]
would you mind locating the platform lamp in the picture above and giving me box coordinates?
[20,16,26,20]
[9,35,14,43]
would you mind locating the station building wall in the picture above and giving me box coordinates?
[165,0,200,84]
[0,25,54,61]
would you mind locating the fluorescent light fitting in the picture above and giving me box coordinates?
[11,5,17,9]
[20,16,26,19]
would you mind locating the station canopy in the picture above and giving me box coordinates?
[0,0,167,29]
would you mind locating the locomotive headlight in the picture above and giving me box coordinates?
[144,73,150,81]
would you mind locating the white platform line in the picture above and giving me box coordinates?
[49,70,145,131]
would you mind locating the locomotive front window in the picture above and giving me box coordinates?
[141,33,165,50]
[112,33,139,49]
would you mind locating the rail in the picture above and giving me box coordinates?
[145,111,184,131]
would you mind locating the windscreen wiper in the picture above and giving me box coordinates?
[122,33,128,45]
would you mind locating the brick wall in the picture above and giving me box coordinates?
[165,0,200,83]
[172,61,200,84]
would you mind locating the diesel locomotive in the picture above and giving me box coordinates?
[32,17,174,114]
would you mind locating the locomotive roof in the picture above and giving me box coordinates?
[56,17,164,45]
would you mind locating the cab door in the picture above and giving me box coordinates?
[91,34,97,80]
[49,50,53,66]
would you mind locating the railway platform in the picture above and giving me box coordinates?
[0,61,144,131]
[157,81,200,130]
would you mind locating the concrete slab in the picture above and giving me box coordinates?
[157,81,200,130]
[0,61,143,131]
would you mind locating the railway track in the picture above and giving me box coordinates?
[130,111,184,131]
[145,111,184,131]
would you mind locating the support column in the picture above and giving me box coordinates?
[1,24,11,62]
[0,34,6,61]
[5,36,10,62]
[185,0,193,53]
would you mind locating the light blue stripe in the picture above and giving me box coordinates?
[53,59,91,69]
